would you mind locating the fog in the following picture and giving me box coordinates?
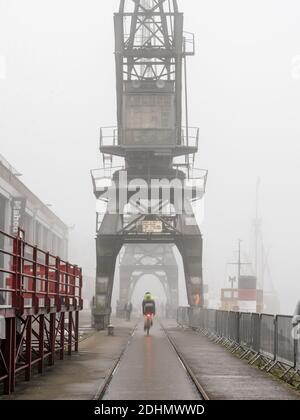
[0,0,300,314]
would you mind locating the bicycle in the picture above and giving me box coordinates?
[144,314,153,336]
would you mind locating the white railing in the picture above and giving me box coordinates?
[99,126,199,149]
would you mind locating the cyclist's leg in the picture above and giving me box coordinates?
[147,318,151,334]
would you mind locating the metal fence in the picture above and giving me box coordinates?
[228,311,239,343]
[276,315,296,367]
[0,228,83,313]
[239,312,252,349]
[0,228,83,396]
[177,307,300,371]
[207,309,217,334]
[251,313,261,353]
[298,335,300,370]
[260,314,276,360]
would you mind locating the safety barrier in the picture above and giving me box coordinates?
[0,228,83,395]
[228,311,239,343]
[206,309,217,334]
[177,307,189,327]
[188,307,201,329]
[298,335,300,370]
[239,312,252,349]
[276,315,296,367]
[251,313,261,353]
[260,314,276,360]
[177,307,300,383]
[0,229,82,312]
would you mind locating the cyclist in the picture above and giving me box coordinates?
[142,292,156,330]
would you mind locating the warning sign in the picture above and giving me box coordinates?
[142,221,163,234]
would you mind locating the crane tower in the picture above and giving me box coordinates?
[91,0,207,330]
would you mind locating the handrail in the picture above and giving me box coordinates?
[178,307,300,379]
[99,126,200,149]
[0,228,83,313]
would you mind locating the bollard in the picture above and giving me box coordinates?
[108,324,114,336]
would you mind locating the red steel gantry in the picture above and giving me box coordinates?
[0,228,83,395]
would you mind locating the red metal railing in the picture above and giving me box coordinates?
[0,228,83,314]
[0,228,83,395]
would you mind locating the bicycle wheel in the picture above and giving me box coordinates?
[145,318,151,336]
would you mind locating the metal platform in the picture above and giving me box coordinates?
[0,228,83,395]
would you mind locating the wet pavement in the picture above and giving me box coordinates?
[164,321,300,400]
[2,316,299,400]
[103,321,200,400]
[1,317,135,400]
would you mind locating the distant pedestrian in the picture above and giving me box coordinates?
[292,301,300,325]
[124,302,133,321]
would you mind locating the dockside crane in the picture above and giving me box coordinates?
[91,0,207,330]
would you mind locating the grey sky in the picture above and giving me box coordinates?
[0,0,299,313]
